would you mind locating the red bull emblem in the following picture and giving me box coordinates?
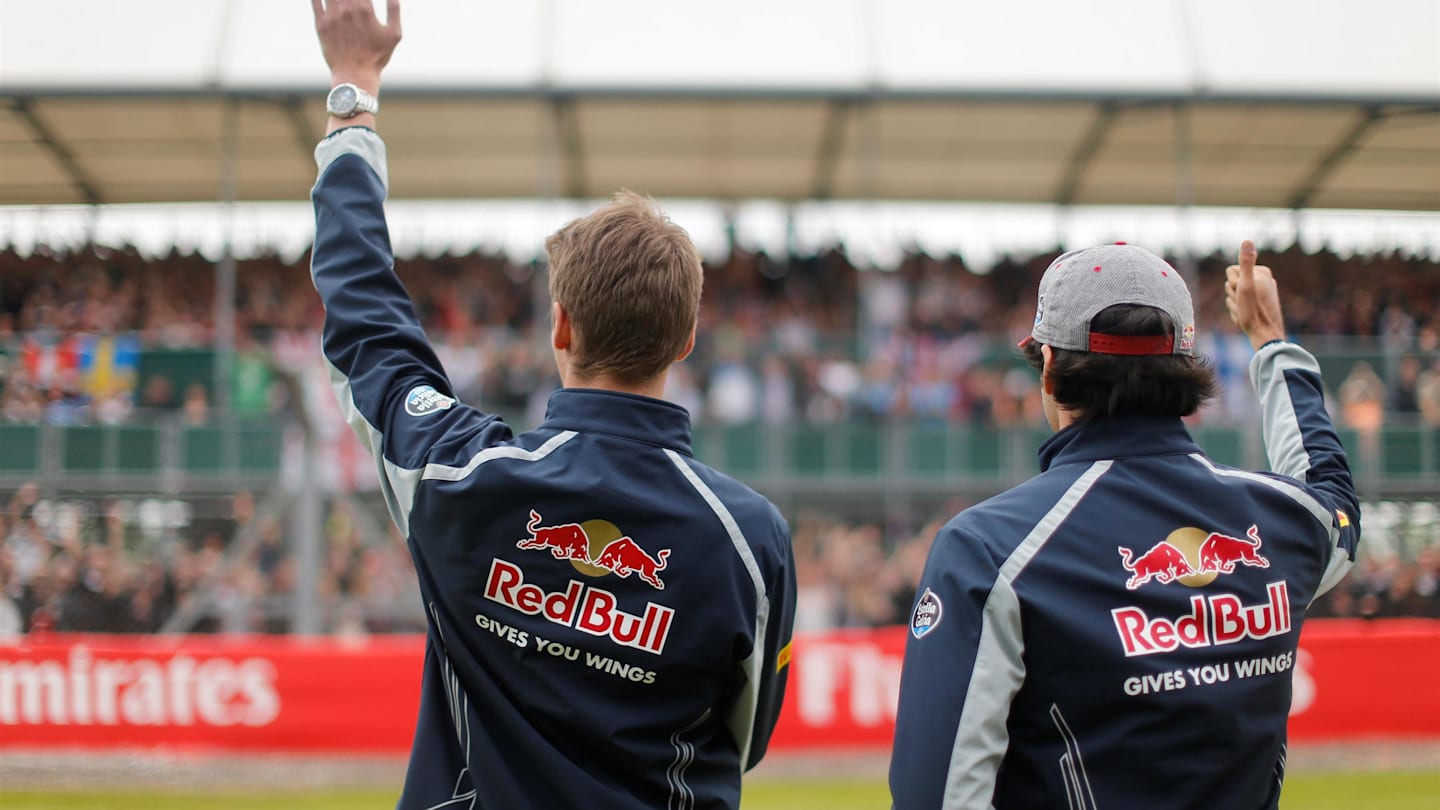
[592,537,671,590]
[484,560,674,655]
[517,509,671,590]
[1118,542,1194,590]
[518,510,592,562]
[1118,524,1269,590]
[1113,581,1292,657]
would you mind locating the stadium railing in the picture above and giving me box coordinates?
[2,419,1433,499]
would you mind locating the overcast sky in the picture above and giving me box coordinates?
[1,0,1437,260]
[3,0,1437,95]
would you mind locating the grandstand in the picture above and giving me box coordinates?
[2,240,1437,635]
[1,0,1438,804]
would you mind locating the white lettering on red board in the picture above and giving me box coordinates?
[0,645,279,727]
[797,642,904,728]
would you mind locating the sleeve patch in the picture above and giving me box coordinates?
[405,384,455,417]
[910,588,944,639]
[1336,509,1350,528]
[776,641,793,673]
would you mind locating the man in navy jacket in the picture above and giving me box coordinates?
[890,241,1359,809]
[308,3,795,807]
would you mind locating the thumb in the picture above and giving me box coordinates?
[1237,239,1257,280]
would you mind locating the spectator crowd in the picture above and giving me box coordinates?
[2,482,1437,639]
[1,240,1438,636]
[3,242,1439,429]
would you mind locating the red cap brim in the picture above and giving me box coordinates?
[1086,333,1173,355]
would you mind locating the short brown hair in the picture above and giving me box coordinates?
[545,190,704,384]
[1023,304,1219,421]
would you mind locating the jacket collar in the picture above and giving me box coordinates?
[538,388,693,456]
[1038,415,1200,472]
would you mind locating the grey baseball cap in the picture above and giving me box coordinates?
[1023,242,1196,356]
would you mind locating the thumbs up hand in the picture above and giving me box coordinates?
[1225,240,1287,351]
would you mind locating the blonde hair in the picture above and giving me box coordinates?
[545,191,703,383]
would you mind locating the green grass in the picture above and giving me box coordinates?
[744,779,893,808]
[2,772,1437,809]
[1279,771,1440,809]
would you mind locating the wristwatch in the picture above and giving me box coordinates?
[326,83,379,119]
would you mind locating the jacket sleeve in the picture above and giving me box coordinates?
[890,523,1024,810]
[742,509,797,771]
[1250,340,1361,597]
[310,127,511,538]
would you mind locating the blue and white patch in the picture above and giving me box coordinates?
[1034,294,1045,326]
[404,384,455,417]
[910,587,943,639]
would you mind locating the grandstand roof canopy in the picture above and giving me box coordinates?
[2,0,1438,210]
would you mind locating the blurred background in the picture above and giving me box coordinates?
[0,0,1437,806]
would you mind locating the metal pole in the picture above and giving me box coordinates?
[292,425,323,635]
[273,366,325,637]
[1173,102,1198,277]
[214,101,238,415]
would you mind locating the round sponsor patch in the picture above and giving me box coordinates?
[910,587,943,639]
[404,384,455,417]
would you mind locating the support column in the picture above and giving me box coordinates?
[292,422,323,636]
[214,101,239,415]
[1172,101,1198,277]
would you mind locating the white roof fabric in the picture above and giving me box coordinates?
[2,0,1438,208]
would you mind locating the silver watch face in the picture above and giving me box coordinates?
[328,85,358,116]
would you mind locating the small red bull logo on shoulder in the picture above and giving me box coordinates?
[1118,524,1269,590]
[517,509,670,590]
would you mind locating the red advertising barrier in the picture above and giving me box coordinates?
[1,620,1437,753]
[769,619,1440,749]
[0,634,424,752]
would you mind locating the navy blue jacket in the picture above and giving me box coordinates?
[311,128,795,810]
[890,342,1360,810]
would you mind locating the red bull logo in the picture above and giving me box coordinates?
[1198,525,1269,575]
[517,510,670,590]
[484,560,673,655]
[1112,581,1292,657]
[592,537,671,590]
[517,511,592,562]
[1118,542,1194,589]
[1118,524,1269,590]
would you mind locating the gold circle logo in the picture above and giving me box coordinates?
[570,519,624,577]
[1166,527,1218,587]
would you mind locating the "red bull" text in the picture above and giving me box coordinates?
[484,559,674,656]
[1111,581,1292,657]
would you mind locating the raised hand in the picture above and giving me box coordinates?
[312,0,402,91]
[1225,239,1287,351]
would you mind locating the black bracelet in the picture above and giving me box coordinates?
[322,125,376,141]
